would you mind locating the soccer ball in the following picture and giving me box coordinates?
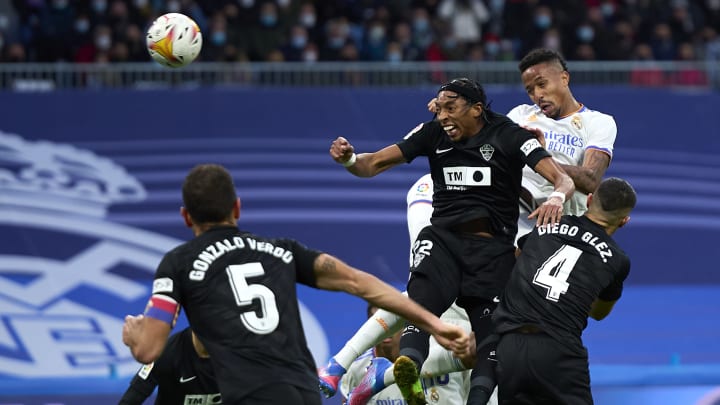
[146,13,202,68]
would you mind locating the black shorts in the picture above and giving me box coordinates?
[409,225,516,313]
[239,383,321,405]
[496,332,592,405]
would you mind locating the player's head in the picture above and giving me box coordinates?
[434,78,488,142]
[181,164,239,228]
[587,177,637,234]
[367,304,402,362]
[518,48,574,119]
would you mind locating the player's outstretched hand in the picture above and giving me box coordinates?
[528,195,564,227]
[522,126,546,148]
[432,323,470,359]
[329,136,355,165]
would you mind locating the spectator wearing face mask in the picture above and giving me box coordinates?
[296,2,321,45]
[248,0,285,61]
[281,24,309,61]
[361,20,388,61]
[74,24,112,63]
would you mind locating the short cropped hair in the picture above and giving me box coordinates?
[594,177,637,213]
[518,48,569,73]
[182,164,237,223]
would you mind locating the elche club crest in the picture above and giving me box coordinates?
[479,144,494,161]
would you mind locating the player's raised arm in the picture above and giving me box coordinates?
[559,148,611,194]
[329,136,406,178]
[528,157,575,226]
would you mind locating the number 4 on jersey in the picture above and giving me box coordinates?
[532,245,583,302]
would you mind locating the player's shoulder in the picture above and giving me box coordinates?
[507,103,538,117]
[403,120,441,139]
[580,107,616,126]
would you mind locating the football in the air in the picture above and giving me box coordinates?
[146,13,202,68]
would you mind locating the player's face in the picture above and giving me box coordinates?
[434,91,482,142]
[521,62,570,119]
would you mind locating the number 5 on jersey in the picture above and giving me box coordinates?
[532,245,583,302]
[226,263,280,334]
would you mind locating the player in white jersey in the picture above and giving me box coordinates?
[327,174,480,405]
[340,300,470,405]
[510,48,616,238]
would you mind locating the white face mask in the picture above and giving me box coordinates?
[300,13,316,27]
[93,0,107,13]
[544,35,560,50]
[167,0,181,12]
[75,19,90,33]
[303,51,318,62]
[96,35,111,50]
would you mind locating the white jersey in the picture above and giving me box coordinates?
[507,103,616,216]
[407,173,434,253]
[341,343,470,404]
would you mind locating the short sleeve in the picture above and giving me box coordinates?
[284,239,323,287]
[598,257,630,301]
[152,253,183,303]
[396,121,437,163]
[585,113,617,158]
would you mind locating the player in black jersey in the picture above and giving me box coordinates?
[329,78,574,404]
[118,327,219,405]
[492,177,637,405]
[122,163,470,405]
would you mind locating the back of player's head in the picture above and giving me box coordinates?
[591,177,637,221]
[518,48,569,73]
[182,164,237,224]
[438,77,488,107]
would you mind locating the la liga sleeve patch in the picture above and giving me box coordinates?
[520,138,543,156]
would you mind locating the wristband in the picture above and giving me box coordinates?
[342,153,357,167]
[548,191,566,204]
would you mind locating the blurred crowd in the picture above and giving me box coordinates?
[1,0,719,65]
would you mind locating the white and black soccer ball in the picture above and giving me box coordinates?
[146,13,202,68]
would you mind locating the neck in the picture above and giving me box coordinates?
[558,98,582,119]
[584,213,616,236]
[192,333,210,358]
[193,220,236,236]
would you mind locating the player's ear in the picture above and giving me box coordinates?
[472,102,483,119]
[233,198,241,220]
[618,215,630,228]
[561,69,570,86]
[586,193,593,210]
[180,206,193,228]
